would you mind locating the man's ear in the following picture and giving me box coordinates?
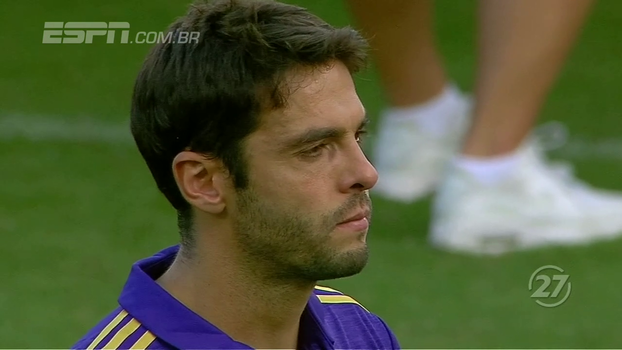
[172,151,228,214]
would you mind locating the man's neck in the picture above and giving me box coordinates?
[156,245,315,350]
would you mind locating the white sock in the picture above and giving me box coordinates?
[454,152,521,185]
[383,84,466,136]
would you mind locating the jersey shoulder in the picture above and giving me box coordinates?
[313,285,400,349]
[313,285,369,311]
[72,307,167,350]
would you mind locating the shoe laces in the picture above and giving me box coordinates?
[530,121,593,192]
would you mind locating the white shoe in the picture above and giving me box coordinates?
[525,142,622,239]
[430,140,622,255]
[371,93,471,203]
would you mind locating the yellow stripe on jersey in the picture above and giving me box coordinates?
[87,310,129,349]
[129,330,157,349]
[316,294,369,312]
[314,285,343,294]
[101,318,141,349]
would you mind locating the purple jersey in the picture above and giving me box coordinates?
[72,246,400,350]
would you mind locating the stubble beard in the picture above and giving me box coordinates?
[232,188,371,283]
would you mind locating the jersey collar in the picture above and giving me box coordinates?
[118,245,335,349]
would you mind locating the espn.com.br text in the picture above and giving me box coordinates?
[42,22,200,44]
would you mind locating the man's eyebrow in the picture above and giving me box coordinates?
[280,117,369,151]
[281,127,345,151]
[359,117,370,130]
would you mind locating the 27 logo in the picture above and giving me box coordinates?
[528,265,572,308]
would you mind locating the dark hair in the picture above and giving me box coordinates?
[130,0,368,245]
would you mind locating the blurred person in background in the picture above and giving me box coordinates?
[346,0,622,255]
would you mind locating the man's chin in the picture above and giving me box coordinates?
[316,247,369,280]
[279,244,369,282]
[330,226,368,248]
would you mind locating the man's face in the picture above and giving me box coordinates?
[231,61,378,282]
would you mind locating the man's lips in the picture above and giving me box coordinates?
[337,208,371,225]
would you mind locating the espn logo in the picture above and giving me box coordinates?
[42,22,200,44]
[42,22,131,44]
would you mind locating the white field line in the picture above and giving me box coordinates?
[1,114,621,161]
[0,114,133,144]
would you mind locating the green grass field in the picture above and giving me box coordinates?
[2,0,622,348]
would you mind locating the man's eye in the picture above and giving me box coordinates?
[300,144,328,158]
[356,129,369,143]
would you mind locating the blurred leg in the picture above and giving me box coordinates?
[345,0,446,107]
[430,0,622,256]
[462,0,594,157]
[346,0,471,202]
